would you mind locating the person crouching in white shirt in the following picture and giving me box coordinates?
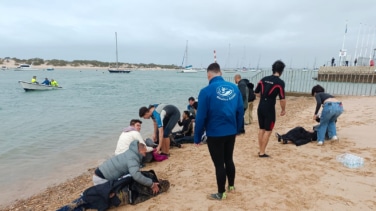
[115,119,154,163]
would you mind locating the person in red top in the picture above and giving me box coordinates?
[254,60,286,157]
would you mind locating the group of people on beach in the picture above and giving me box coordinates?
[31,76,59,87]
[189,60,342,200]
[58,60,344,210]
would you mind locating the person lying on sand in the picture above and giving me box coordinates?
[56,170,170,211]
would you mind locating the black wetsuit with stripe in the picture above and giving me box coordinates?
[255,75,285,130]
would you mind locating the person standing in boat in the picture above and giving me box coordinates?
[31,76,38,84]
[50,79,59,87]
[139,104,180,156]
[41,78,51,85]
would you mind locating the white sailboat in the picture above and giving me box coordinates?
[249,54,262,72]
[223,43,236,73]
[178,40,197,73]
[108,32,131,73]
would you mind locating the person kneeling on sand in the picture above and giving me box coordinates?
[57,170,170,211]
[169,110,194,148]
[115,119,154,164]
[93,141,160,192]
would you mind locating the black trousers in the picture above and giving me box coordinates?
[206,135,236,193]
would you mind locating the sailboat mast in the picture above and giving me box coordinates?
[185,40,188,68]
[115,32,119,69]
[256,54,261,70]
[226,43,231,69]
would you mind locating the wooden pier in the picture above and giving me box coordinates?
[317,66,376,83]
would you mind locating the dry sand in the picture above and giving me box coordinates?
[1,95,375,211]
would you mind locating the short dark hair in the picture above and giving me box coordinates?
[139,107,149,117]
[130,119,142,126]
[311,85,325,96]
[207,62,221,73]
[188,97,195,101]
[183,110,190,116]
[272,60,285,75]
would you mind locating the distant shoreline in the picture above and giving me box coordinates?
[1,59,178,71]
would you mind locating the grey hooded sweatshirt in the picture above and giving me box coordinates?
[98,140,153,187]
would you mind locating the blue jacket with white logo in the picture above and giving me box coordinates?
[194,76,244,144]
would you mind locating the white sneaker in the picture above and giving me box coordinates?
[331,136,338,141]
[317,141,324,146]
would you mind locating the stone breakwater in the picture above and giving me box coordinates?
[317,66,376,83]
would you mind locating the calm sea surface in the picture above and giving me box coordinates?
[0,68,258,206]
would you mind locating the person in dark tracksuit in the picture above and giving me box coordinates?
[234,74,248,134]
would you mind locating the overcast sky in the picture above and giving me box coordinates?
[1,0,375,68]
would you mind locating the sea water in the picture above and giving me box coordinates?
[0,69,214,206]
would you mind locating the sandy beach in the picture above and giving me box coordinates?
[1,95,376,211]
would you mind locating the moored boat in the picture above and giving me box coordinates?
[18,81,62,91]
[108,32,131,74]
[14,64,39,71]
[108,69,131,73]
[178,65,197,73]
[177,41,196,73]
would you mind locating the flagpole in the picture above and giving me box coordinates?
[354,23,362,65]
[359,24,367,60]
[340,20,347,66]
[364,25,372,59]
[370,26,376,59]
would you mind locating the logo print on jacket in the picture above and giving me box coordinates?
[216,85,236,101]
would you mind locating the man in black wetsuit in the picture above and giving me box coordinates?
[254,60,286,157]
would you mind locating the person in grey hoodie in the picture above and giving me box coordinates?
[93,140,160,194]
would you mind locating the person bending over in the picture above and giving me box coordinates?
[139,104,180,155]
[311,84,343,146]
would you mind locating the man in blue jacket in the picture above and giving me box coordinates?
[194,62,244,201]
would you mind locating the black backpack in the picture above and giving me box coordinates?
[247,82,256,102]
